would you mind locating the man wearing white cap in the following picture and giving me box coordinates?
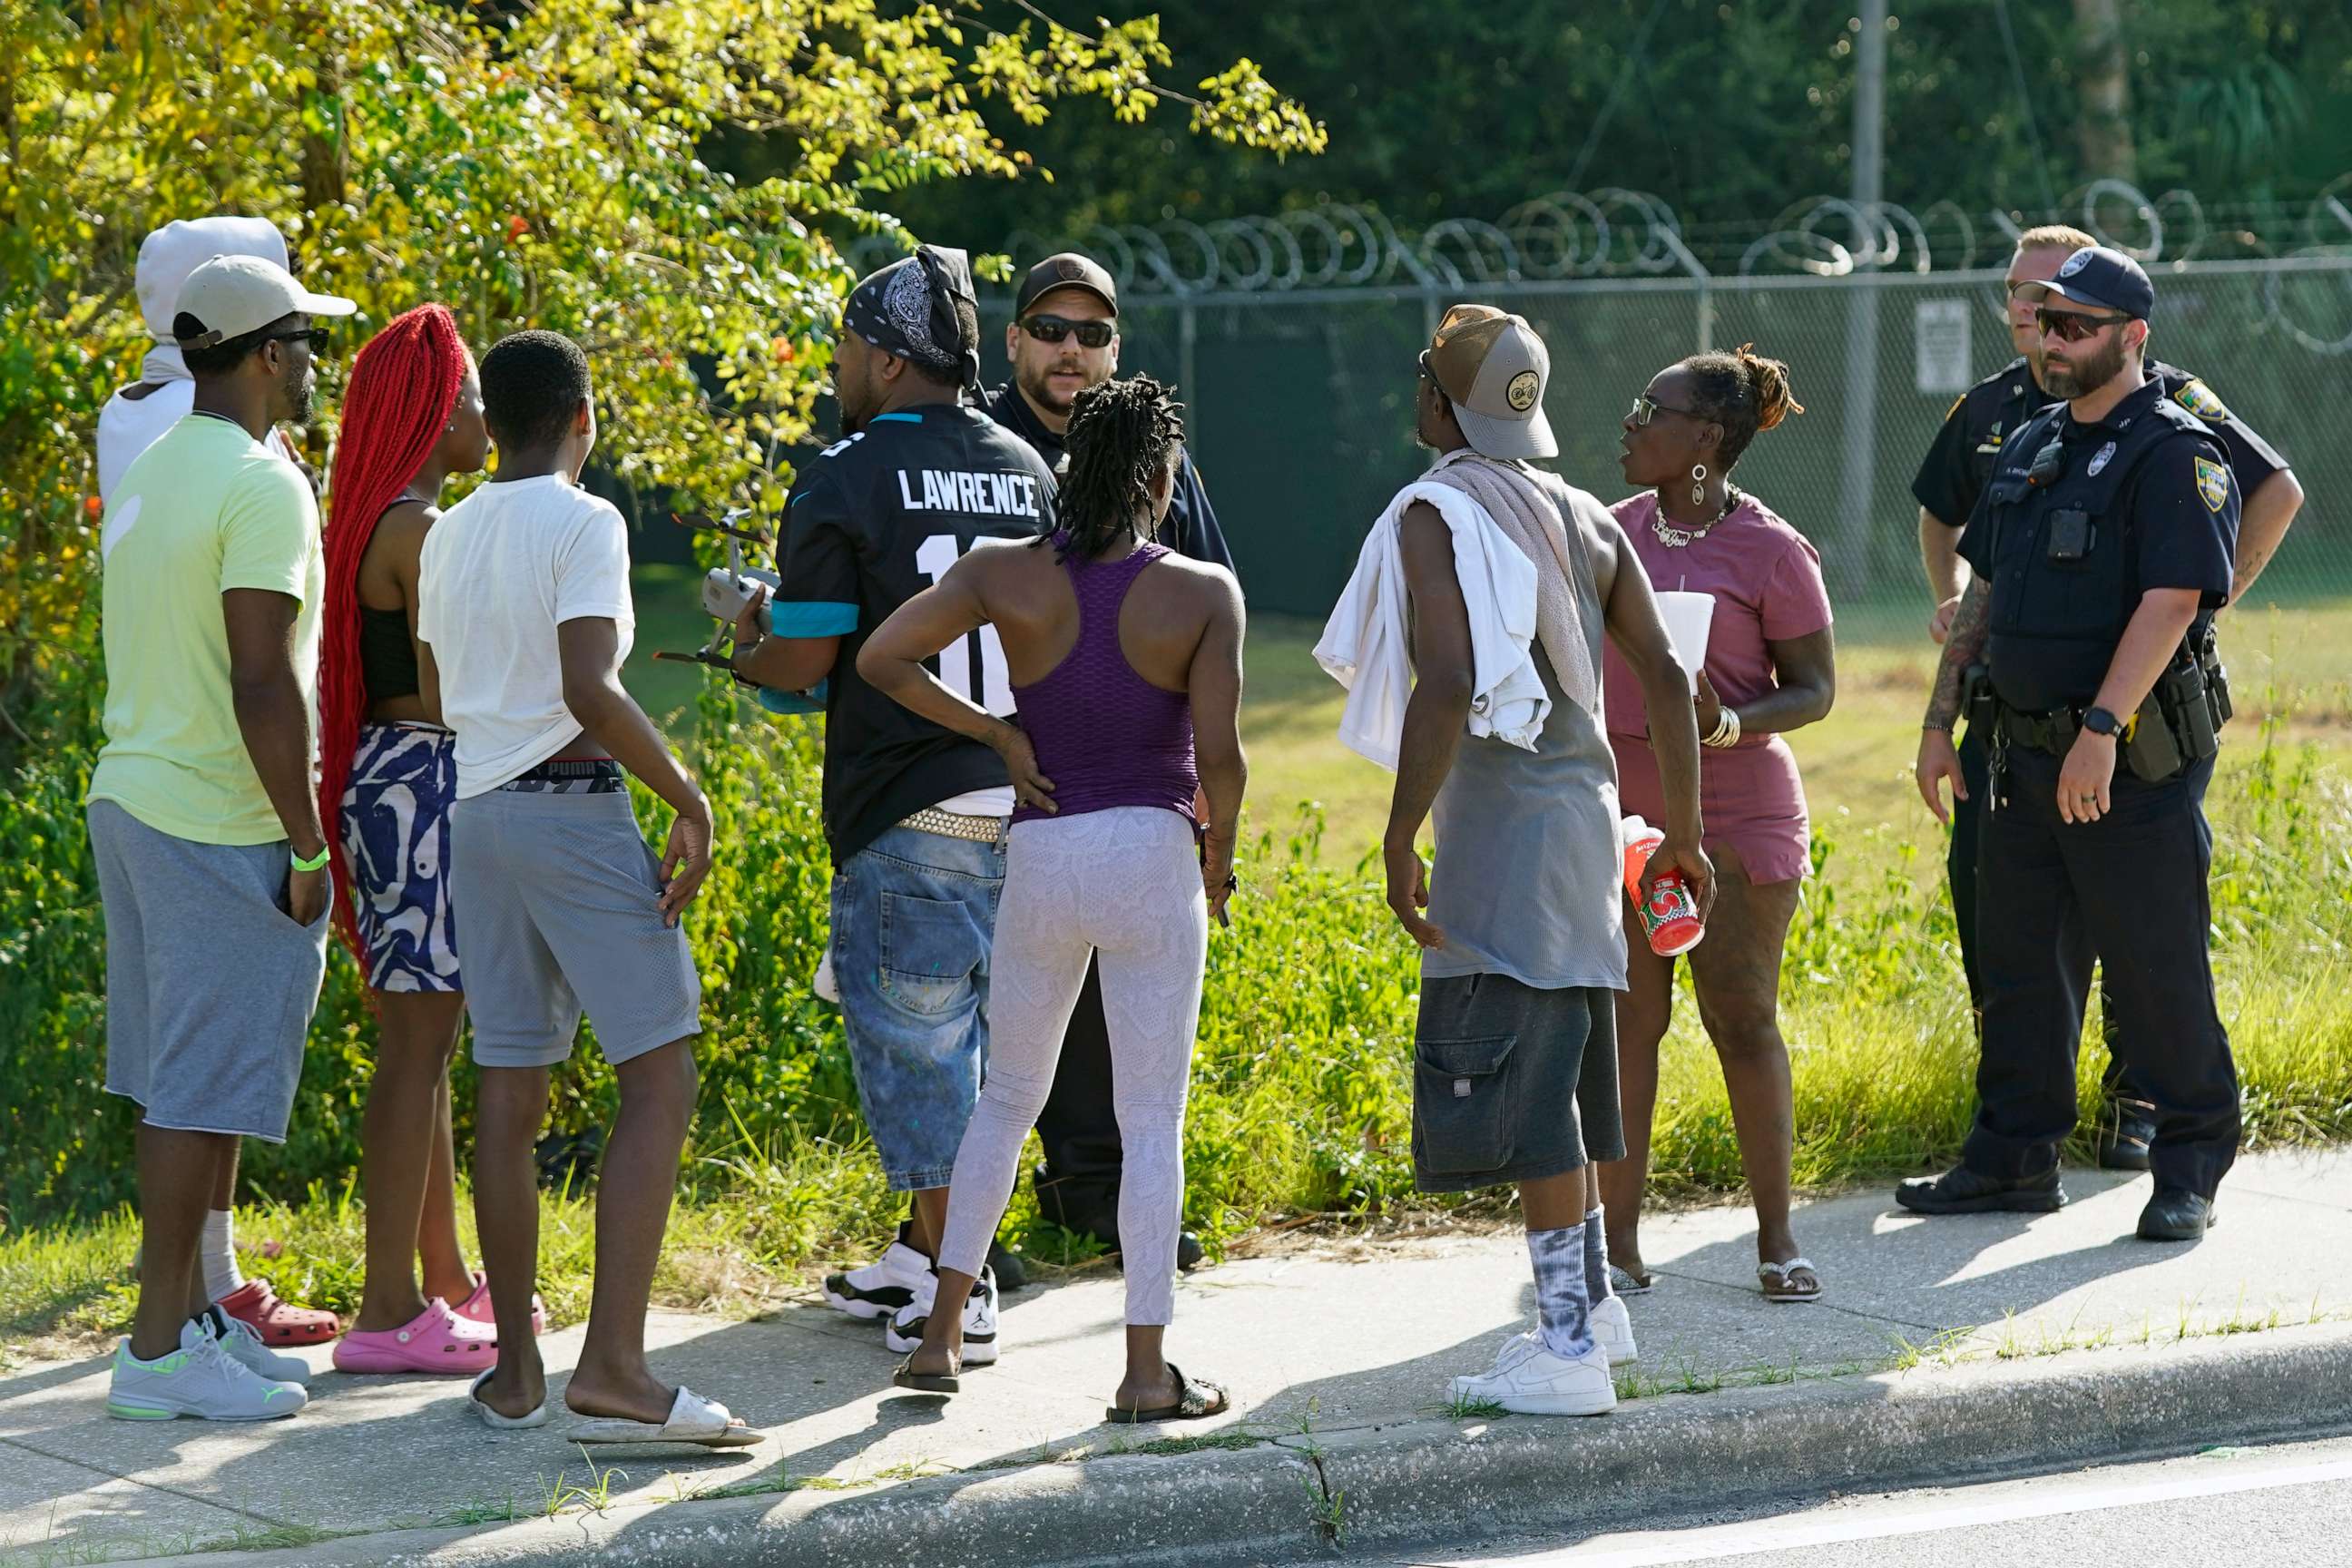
[1319,304,1708,1415]
[95,220,346,1354]
[90,252,358,1420]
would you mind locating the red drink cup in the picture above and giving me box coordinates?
[1619,815,1705,957]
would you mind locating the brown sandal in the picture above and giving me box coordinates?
[1105,1364,1230,1424]
[1758,1257,1821,1304]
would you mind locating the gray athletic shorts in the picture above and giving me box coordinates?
[447,785,701,1069]
[1411,973,1625,1194]
[87,799,330,1142]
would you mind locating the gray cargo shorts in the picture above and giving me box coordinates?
[88,799,330,1142]
[1410,973,1624,1194]
[448,785,701,1070]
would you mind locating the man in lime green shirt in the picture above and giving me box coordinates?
[90,254,358,1424]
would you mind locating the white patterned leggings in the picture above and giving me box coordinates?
[938,808,1209,1327]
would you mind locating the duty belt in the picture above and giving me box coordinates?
[898,806,1008,843]
[1991,701,2080,757]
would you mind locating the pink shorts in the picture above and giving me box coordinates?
[1611,731,1810,886]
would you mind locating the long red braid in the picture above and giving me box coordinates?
[318,304,470,972]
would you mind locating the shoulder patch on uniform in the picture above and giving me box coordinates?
[2174,378,2230,422]
[2194,456,2230,514]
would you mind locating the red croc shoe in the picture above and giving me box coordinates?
[452,1271,547,1337]
[215,1279,341,1346]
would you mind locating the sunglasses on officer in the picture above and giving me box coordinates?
[2032,305,2134,344]
[1018,314,1115,349]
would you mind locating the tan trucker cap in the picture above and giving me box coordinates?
[1424,303,1556,460]
[172,254,356,349]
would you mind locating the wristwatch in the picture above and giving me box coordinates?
[2082,706,2123,739]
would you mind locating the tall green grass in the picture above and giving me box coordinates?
[6,649,2352,1342]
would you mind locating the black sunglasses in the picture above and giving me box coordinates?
[1627,393,1703,426]
[1019,313,1114,349]
[2034,306,2132,344]
[270,326,330,352]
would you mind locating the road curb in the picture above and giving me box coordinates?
[126,1318,2352,1568]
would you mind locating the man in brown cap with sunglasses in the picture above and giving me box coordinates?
[982,253,1233,1275]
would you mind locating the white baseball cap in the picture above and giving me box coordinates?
[172,254,356,349]
[135,217,288,343]
[1425,303,1556,460]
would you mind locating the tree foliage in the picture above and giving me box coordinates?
[891,0,2352,248]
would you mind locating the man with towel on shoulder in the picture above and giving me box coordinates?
[1317,304,1709,1416]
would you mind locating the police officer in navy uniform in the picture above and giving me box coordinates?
[1904,248,2240,1242]
[1909,225,2299,1172]
[983,253,1234,1271]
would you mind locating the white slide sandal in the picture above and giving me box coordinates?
[570,1385,761,1448]
[467,1367,552,1429]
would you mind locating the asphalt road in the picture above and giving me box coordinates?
[1325,1429,2352,1568]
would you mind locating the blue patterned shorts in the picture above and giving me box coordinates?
[339,723,462,993]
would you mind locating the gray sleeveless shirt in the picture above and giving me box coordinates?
[1422,475,1628,993]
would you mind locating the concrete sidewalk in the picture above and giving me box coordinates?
[5,1149,2352,1567]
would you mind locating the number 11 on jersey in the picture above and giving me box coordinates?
[915,534,1017,715]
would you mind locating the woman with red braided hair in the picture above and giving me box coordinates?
[314,305,526,1375]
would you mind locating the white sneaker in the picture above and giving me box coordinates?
[823,1228,932,1320]
[1591,1296,1638,1367]
[1449,1333,1615,1417]
[208,1308,312,1384]
[884,1267,998,1366]
[109,1318,308,1422]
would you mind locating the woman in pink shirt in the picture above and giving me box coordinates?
[1599,346,1837,1304]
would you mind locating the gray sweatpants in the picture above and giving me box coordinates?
[937,808,1208,1327]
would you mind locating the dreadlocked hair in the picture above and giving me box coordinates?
[1047,374,1185,563]
[1677,342,1804,469]
[317,303,470,972]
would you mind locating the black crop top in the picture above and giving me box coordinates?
[359,604,420,704]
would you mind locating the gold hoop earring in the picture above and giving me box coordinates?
[1690,464,1708,507]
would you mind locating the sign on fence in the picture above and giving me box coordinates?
[1913,299,1972,395]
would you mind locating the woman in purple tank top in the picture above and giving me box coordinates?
[860,376,1248,1422]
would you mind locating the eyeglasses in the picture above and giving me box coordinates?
[1018,314,1115,349]
[2034,306,2132,344]
[1627,393,1702,426]
[270,327,329,353]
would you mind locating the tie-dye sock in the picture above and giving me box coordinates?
[1583,1205,1614,1301]
[1527,1223,1593,1359]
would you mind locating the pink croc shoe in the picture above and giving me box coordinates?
[453,1271,546,1337]
[331,1299,497,1377]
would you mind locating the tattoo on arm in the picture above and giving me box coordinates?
[1926,578,1992,726]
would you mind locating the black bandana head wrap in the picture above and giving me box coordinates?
[843,244,980,396]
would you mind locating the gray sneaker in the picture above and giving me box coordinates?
[210,1308,312,1384]
[109,1318,309,1421]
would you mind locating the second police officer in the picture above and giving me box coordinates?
[1908,224,2300,1172]
[1904,248,2241,1243]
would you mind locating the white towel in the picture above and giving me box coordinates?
[1314,480,1547,771]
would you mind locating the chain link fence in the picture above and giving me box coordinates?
[966,185,2352,621]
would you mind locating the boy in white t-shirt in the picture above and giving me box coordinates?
[417,330,752,1445]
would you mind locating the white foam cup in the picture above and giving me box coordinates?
[1654,591,1715,694]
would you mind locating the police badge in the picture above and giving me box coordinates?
[2087,440,2117,477]
[2174,379,2230,422]
[2194,456,2230,514]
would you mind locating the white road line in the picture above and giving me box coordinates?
[1426,1454,2352,1567]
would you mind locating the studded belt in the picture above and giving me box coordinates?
[898,806,1009,843]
